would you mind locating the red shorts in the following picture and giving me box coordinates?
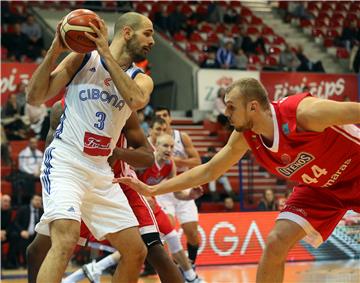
[78,184,158,246]
[277,177,360,248]
[153,201,174,236]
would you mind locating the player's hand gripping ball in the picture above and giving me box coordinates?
[60,9,101,53]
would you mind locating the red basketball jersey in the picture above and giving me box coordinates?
[138,159,174,185]
[243,93,360,188]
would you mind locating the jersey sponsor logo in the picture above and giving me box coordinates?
[79,88,126,111]
[104,78,112,86]
[83,132,111,156]
[276,152,314,177]
[322,158,352,188]
[89,67,96,72]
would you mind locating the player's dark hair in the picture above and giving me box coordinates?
[154,106,171,115]
[226,78,270,110]
[150,116,166,128]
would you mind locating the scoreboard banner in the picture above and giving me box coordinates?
[177,212,314,266]
[197,69,260,111]
[260,72,359,102]
[1,62,64,106]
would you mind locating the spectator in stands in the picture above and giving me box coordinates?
[207,2,225,24]
[201,147,235,201]
[137,109,150,136]
[234,48,248,70]
[15,81,27,110]
[21,15,43,59]
[12,138,43,205]
[257,189,278,211]
[25,103,50,141]
[337,20,360,52]
[1,125,12,167]
[1,93,29,140]
[12,194,43,267]
[223,197,236,212]
[295,44,325,72]
[277,189,293,211]
[223,7,239,24]
[211,88,228,127]
[3,23,29,61]
[216,40,236,69]
[287,2,313,21]
[200,49,219,69]
[35,48,47,64]
[1,194,15,269]
[168,6,188,36]
[279,43,300,71]
[1,1,22,24]
[154,5,170,33]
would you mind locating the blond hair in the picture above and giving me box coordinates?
[226,78,270,109]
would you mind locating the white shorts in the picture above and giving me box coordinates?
[35,143,138,240]
[156,193,198,224]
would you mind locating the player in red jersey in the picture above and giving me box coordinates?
[137,133,204,283]
[26,101,183,283]
[115,78,360,283]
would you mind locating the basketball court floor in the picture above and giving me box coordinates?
[2,259,359,283]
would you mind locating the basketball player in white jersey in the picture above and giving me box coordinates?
[154,107,202,266]
[26,12,155,283]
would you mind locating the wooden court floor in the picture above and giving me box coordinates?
[2,259,359,283]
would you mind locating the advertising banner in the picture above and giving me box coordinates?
[260,72,359,102]
[197,70,260,111]
[177,212,314,266]
[1,62,63,106]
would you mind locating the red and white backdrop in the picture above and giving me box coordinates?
[260,72,359,102]
[177,212,314,266]
[1,62,63,106]
[197,70,359,110]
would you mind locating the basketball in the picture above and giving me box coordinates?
[60,9,101,53]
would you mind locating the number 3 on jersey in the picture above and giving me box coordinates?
[94,111,106,130]
[301,165,327,184]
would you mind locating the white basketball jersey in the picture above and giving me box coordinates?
[54,51,143,161]
[172,129,188,172]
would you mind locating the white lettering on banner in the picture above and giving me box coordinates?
[240,221,265,255]
[0,67,31,94]
[274,77,345,101]
[209,222,239,256]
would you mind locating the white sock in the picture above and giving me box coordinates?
[184,269,197,281]
[95,254,118,272]
[62,268,85,283]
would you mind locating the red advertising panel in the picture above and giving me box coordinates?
[260,72,359,102]
[177,212,314,266]
[1,62,63,106]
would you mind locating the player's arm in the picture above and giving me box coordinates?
[27,23,85,106]
[45,101,64,147]
[173,132,201,168]
[85,20,153,110]
[297,97,360,132]
[114,131,249,196]
[111,112,154,168]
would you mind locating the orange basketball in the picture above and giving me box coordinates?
[60,9,101,53]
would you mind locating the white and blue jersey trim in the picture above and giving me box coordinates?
[54,105,67,140]
[42,147,55,195]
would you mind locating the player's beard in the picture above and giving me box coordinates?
[127,35,146,62]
